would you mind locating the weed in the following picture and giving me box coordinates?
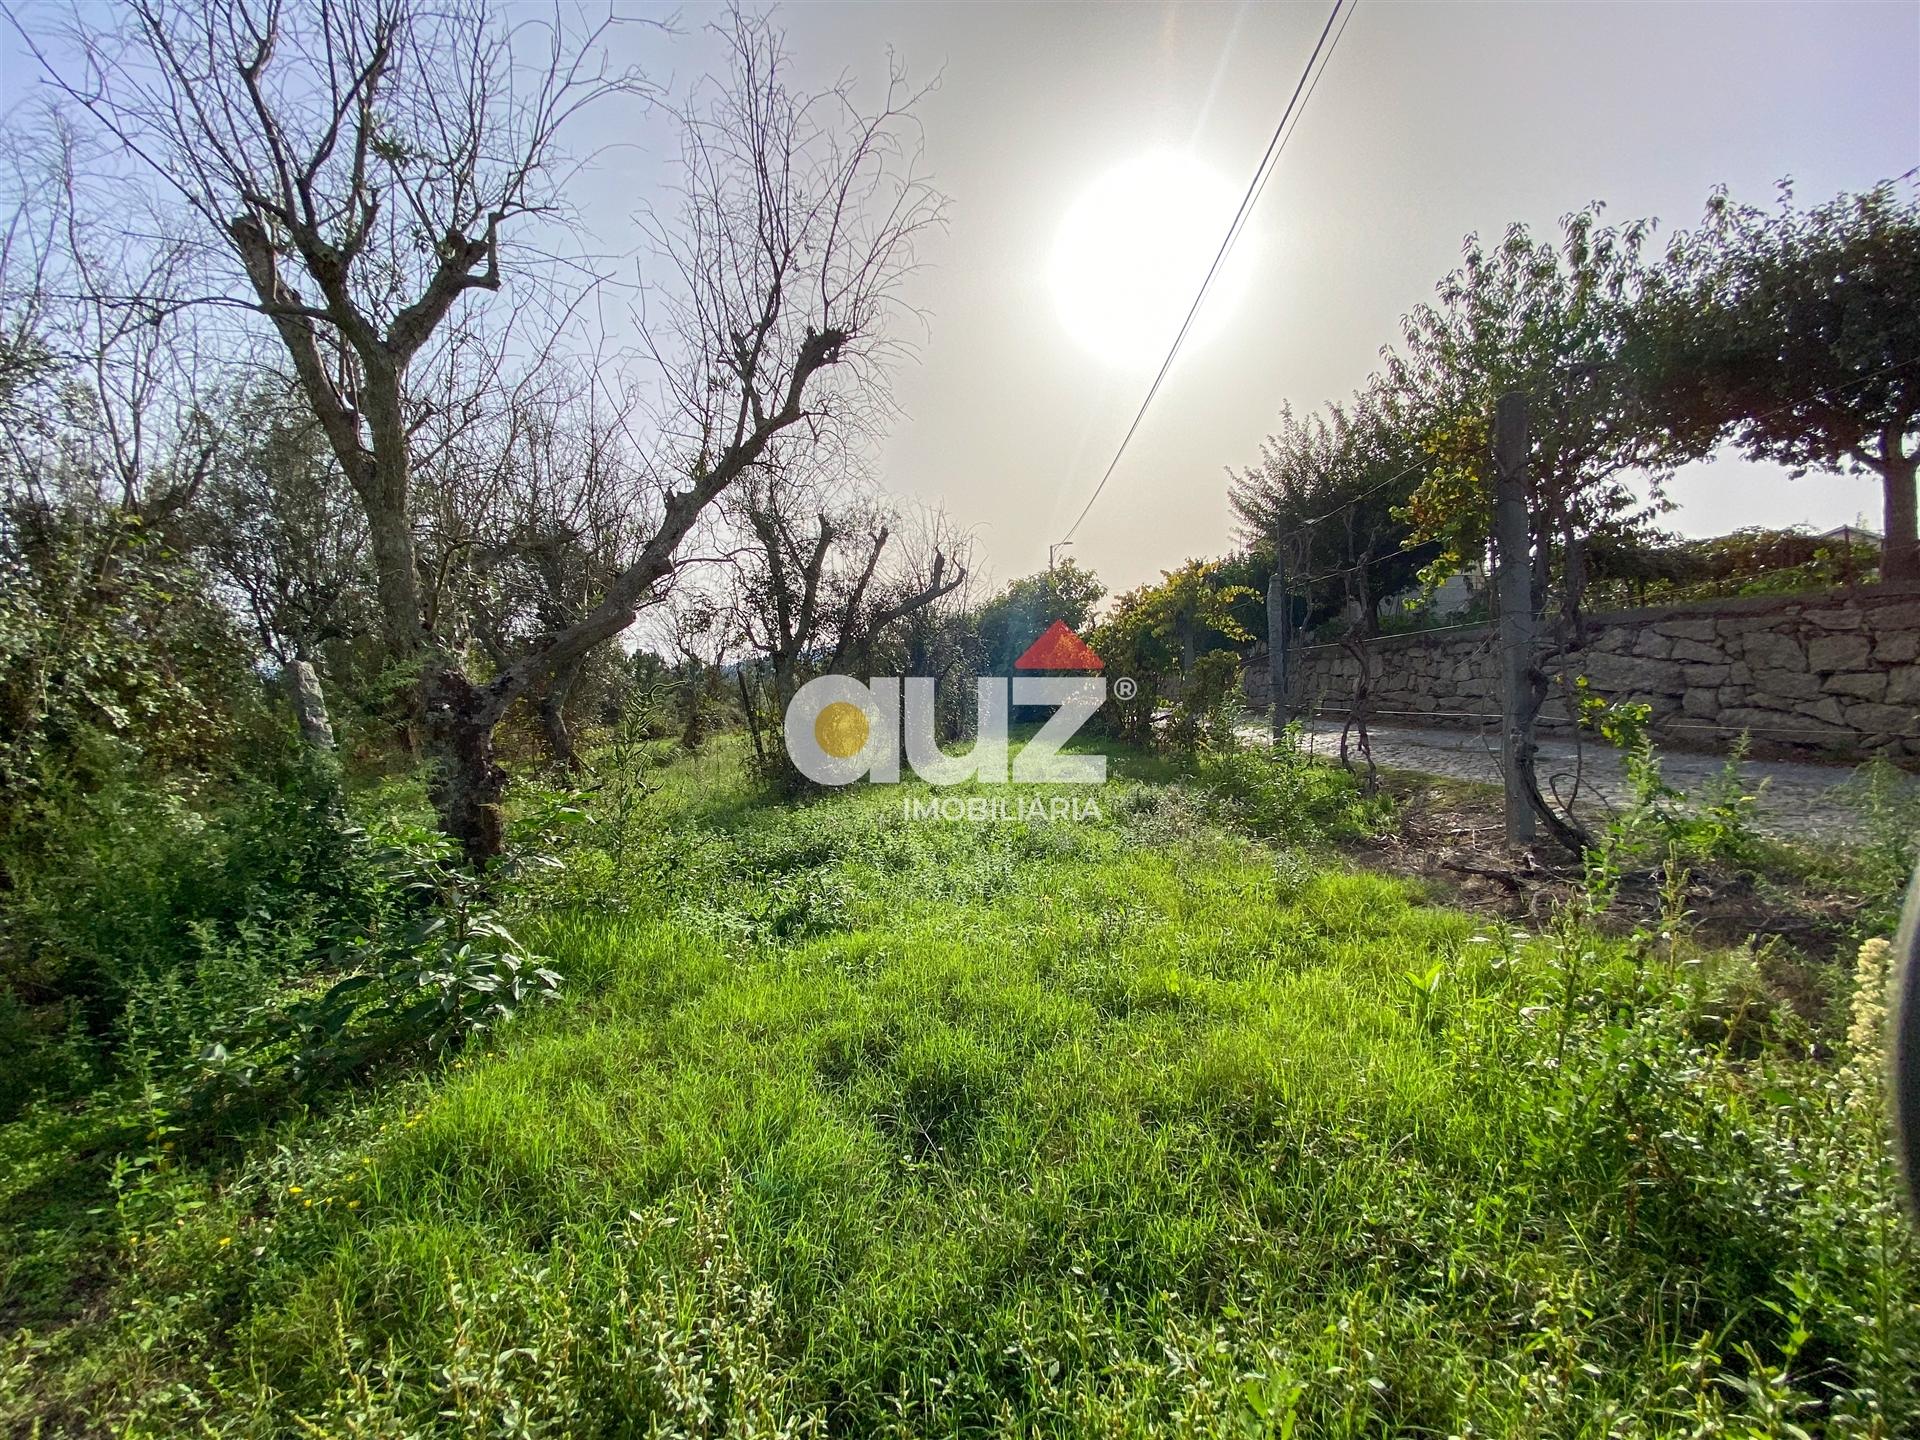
[3,739,1913,1436]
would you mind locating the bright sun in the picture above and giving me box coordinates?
[1049,149,1253,371]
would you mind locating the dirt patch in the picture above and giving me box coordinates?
[1343,771,1861,1025]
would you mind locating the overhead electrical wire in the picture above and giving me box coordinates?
[1056,0,1909,575]
[1057,0,1356,545]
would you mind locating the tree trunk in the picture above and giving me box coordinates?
[536,655,586,773]
[1338,633,1377,797]
[422,664,509,870]
[680,659,708,753]
[738,666,767,766]
[1882,447,1919,586]
[284,658,336,750]
[359,374,428,661]
[1266,567,1287,739]
[772,654,798,716]
[1561,527,1588,635]
[363,493,425,661]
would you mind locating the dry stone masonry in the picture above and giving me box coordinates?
[1243,586,1920,761]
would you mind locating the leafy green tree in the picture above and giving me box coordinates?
[974,560,1105,675]
[1088,561,1253,749]
[1636,178,1920,583]
[1229,387,1436,636]
[1387,206,1673,614]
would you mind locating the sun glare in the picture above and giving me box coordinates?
[1049,149,1254,371]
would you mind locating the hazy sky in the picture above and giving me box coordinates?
[5,2,1915,600]
[594,0,1918,596]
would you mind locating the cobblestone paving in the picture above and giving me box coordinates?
[1244,720,1912,844]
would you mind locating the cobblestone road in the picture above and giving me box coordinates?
[1244,720,1911,844]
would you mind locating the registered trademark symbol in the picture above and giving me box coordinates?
[1113,676,1137,701]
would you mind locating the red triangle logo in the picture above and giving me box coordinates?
[1014,619,1104,671]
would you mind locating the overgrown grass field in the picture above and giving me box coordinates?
[3,738,1914,1436]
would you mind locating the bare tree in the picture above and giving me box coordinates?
[409,12,940,856]
[21,0,642,655]
[434,363,639,771]
[0,119,220,527]
[847,503,975,682]
[30,3,941,863]
[731,469,966,725]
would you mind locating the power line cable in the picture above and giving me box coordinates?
[1059,0,1355,545]
[1240,0,1359,240]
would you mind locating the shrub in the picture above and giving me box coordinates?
[186,819,562,1113]
[1838,756,1920,932]
[1575,680,1767,868]
[1088,560,1256,750]
[1164,648,1246,753]
[0,501,356,1113]
[0,750,368,1115]
[1,748,562,1123]
[1191,733,1387,845]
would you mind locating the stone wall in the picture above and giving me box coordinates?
[1242,585,1920,761]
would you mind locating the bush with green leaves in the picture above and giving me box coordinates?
[0,505,257,815]
[1164,647,1246,753]
[1088,560,1256,750]
[1837,756,1920,933]
[1191,727,1390,846]
[0,496,355,1113]
[1,750,567,1129]
[1575,678,1767,868]
[187,820,562,1111]
[0,749,366,1113]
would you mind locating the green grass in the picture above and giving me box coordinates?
[2,737,1915,1437]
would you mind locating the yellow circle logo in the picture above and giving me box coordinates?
[813,700,870,760]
